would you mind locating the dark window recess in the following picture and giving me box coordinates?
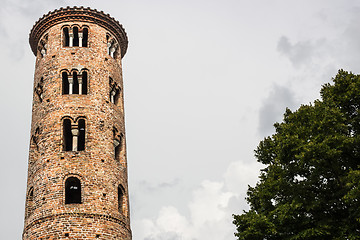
[63,27,69,47]
[63,119,72,151]
[36,77,44,102]
[28,187,34,200]
[73,27,79,47]
[115,135,122,161]
[110,87,120,105]
[109,77,120,105]
[78,119,85,151]
[118,185,124,213]
[82,28,88,47]
[65,177,81,204]
[62,72,69,94]
[73,72,79,94]
[82,71,88,95]
[114,88,120,105]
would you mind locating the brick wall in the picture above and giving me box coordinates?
[23,8,131,240]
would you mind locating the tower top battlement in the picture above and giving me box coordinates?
[29,6,128,57]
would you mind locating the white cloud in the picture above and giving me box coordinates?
[133,160,263,240]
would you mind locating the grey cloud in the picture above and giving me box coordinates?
[258,84,296,137]
[277,36,325,68]
[144,232,183,240]
[139,179,180,192]
[338,8,360,71]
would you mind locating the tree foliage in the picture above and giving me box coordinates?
[233,70,360,239]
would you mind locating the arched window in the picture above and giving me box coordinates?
[38,34,48,57]
[63,119,72,151]
[82,27,88,47]
[113,128,122,161]
[63,118,86,151]
[35,77,44,102]
[26,187,34,217]
[62,70,88,95]
[62,72,69,94]
[73,26,79,47]
[31,127,40,151]
[118,185,125,214]
[28,187,34,201]
[106,34,118,58]
[63,27,70,47]
[78,119,85,151]
[72,71,79,94]
[109,77,120,105]
[80,70,88,95]
[65,177,81,204]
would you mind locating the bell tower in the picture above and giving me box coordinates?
[23,7,131,239]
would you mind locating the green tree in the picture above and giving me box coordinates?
[233,70,360,240]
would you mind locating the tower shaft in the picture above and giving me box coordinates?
[24,7,131,239]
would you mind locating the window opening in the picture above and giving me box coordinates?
[113,128,122,161]
[26,187,34,217]
[65,177,81,204]
[107,35,118,58]
[109,77,120,105]
[28,187,34,200]
[63,27,70,47]
[73,27,79,47]
[62,72,69,94]
[35,78,44,102]
[72,71,79,94]
[31,127,40,151]
[118,185,124,214]
[81,71,88,95]
[82,28,88,47]
[63,119,72,151]
[78,119,85,151]
[63,70,88,95]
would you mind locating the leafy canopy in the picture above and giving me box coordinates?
[233,70,360,240]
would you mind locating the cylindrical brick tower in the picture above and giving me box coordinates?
[23,7,131,239]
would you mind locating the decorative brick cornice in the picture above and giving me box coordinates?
[29,6,128,57]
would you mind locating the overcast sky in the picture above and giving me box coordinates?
[1,1,360,239]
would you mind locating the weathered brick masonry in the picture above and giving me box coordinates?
[23,7,132,239]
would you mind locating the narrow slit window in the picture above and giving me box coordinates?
[115,134,122,161]
[82,28,88,47]
[114,88,120,105]
[78,119,85,151]
[113,128,122,161]
[110,87,120,105]
[36,77,44,102]
[81,71,88,95]
[118,185,124,214]
[63,119,72,151]
[26,187,34,217]
[109,77,120,105]
[63,27,70,47]
[28,187,34,200]
[73,72,79,94]
[62,72,69,94]
[65,177,81,204]
[73,27,79,47]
